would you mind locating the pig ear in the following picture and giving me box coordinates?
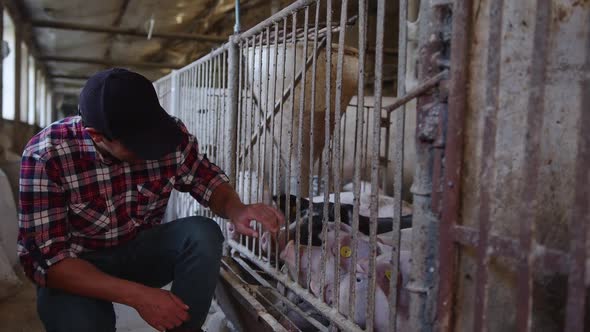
[309,280,319,296]
[280,240,295,260]
[340,223,353,233]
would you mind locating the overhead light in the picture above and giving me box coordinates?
[176,2,186,8]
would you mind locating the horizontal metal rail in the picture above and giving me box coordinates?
[175,43,231,75]
[382,70,448,113]
[238,0,318,40]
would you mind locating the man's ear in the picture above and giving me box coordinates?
[84,127,105,143]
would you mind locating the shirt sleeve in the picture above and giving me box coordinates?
[17,152,76,286]
[173,133,230,208]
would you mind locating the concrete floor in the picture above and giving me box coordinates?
[0,270,231,332]
[0,276,44,332]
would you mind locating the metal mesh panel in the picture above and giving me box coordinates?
[154,47,231,237]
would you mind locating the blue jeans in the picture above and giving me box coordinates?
[37,216,224,332]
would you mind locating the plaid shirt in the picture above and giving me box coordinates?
[18,116,229,286]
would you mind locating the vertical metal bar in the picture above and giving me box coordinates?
[565,11,590,330]
[222,50,228,171]
[180,71,188,218]
[247,35,257,250]
[296,6,310,290]
[363,105,370,183]
[253,32,262,256]
[474,0,504,330]
[206,56,213,161]
[289,12,299,285]
[517,1,550,329]
[219,51,228,240]
[332,0,348,312]
[262,26,271,263]
[209,57,216,220]
[234,0,241,33]
[192,65,198,139]
[214,54,221,163]
[185,69,191,133]
[206,58,213,218]
[278,18,289,247]
[350,0,366,319]
[390,0,408,329]
[319,0,333,302]
[203,61,208,160]
[236,41,244,192]
[198,63,204,139]
[367,0,385,329]
[438,0,472,330]
[237,39,247,246]
[306,0,321,294]
[171,70,179,117]
[293,7,313,278]
[256,30,266,259]
[270,23,280,269]
[340,112,346,182]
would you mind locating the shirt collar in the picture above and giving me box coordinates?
[76,116,115,165]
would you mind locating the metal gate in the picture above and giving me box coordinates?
[437,0,590,331]
[154,0,589,331]
[155,0,436,330]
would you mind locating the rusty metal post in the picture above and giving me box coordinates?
[516,1,551,330]
[408,1,449,331]
[473,1,504,330]
[437,0,472,330]
[564,9,590,331]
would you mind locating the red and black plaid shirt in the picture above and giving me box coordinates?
[18,116,229,286]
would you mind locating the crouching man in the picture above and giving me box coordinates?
[17,68,284,332]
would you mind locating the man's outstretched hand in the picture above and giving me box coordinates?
[228,203,285,237]
[209,183,285,237]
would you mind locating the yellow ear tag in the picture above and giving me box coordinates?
[340,246,352,258]
[385,270,392,281]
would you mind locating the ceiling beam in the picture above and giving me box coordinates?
[31,19,227,43]
[50,74,90,80]
[52,87,83,95]
[40,55,180,69]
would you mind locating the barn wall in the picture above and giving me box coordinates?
[454,1,589,331]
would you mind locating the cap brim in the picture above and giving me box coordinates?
[117,107,184,160]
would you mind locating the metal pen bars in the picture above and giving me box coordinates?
[152,0,590,331]
[153,0,441,331]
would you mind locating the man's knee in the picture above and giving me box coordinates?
[173,216,224,255]
[37,287,115,332]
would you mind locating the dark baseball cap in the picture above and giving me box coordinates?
[79,68,184,160]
